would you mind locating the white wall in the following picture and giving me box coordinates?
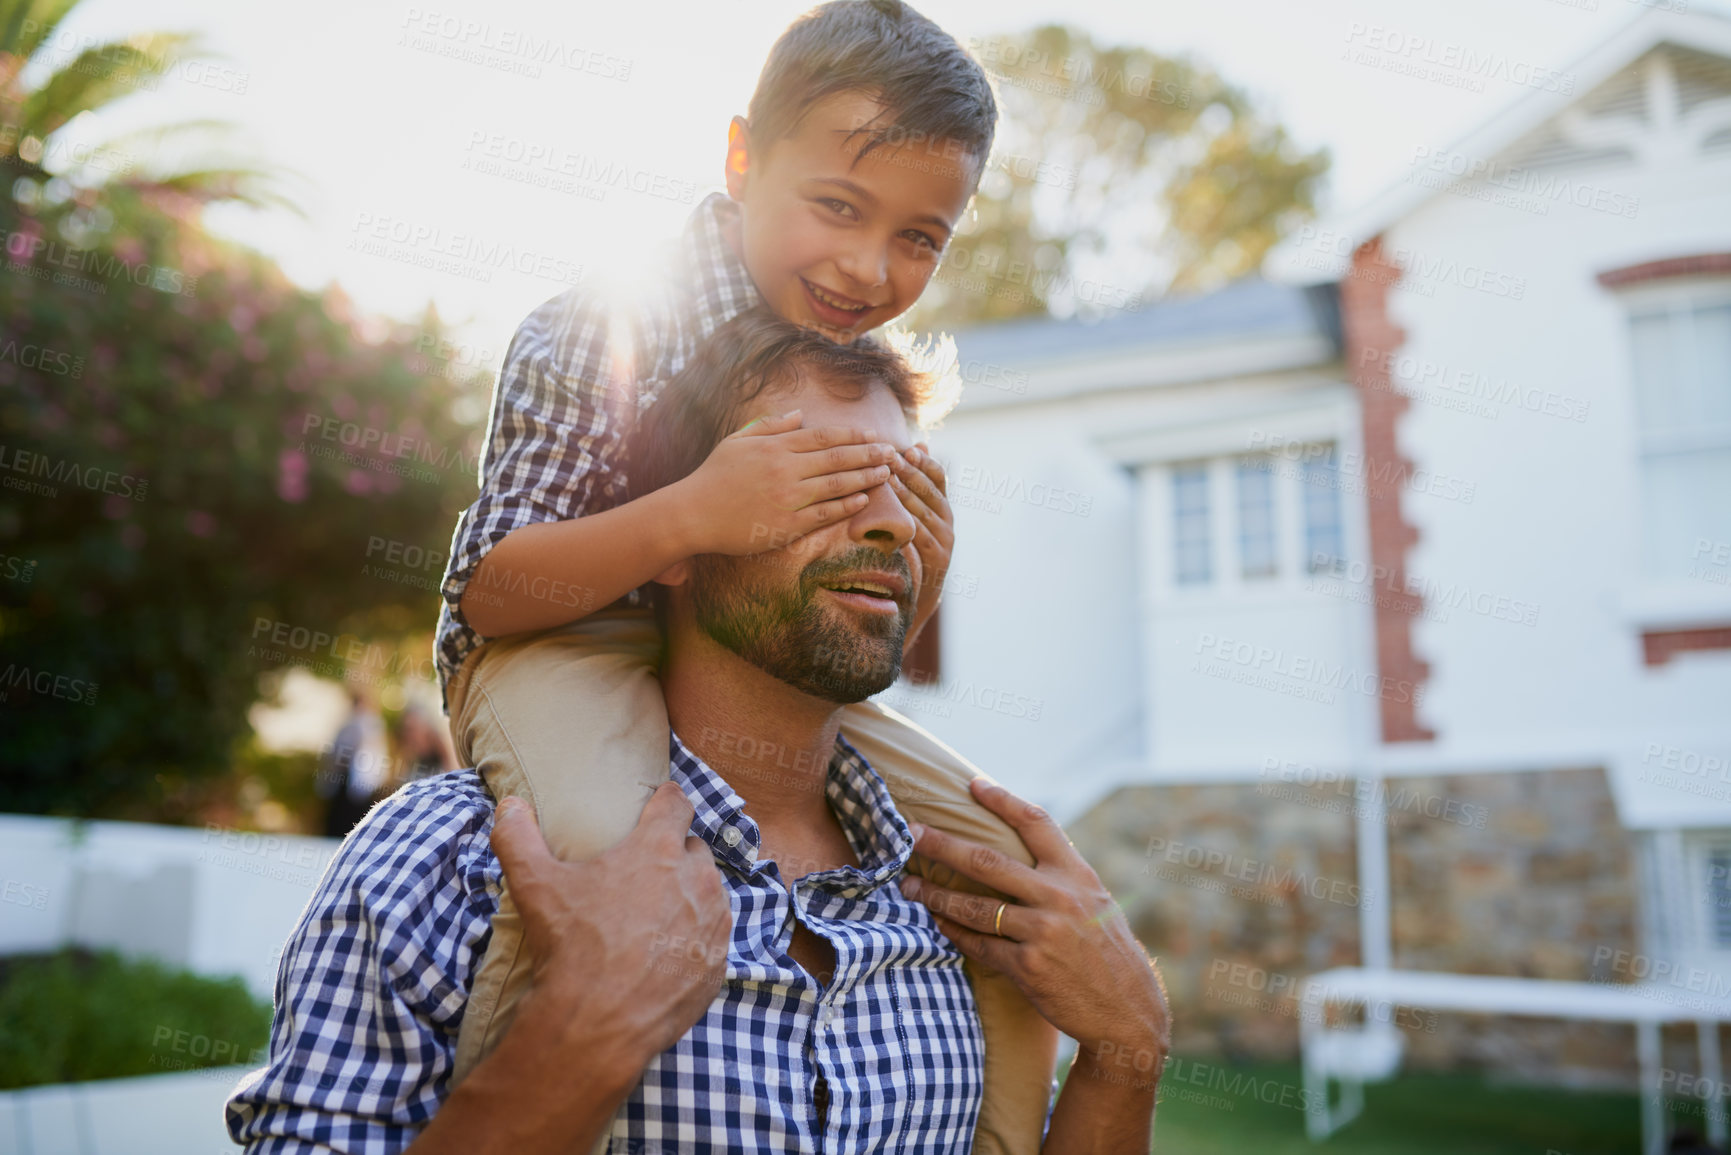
[1377,102,1731,827]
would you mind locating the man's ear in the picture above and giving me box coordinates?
[724,116,752,200]
[653,559,691,587]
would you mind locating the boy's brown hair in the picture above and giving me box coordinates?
[748,0,997,170]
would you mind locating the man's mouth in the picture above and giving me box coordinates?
[801,278,875,329]
[816,571,907,615]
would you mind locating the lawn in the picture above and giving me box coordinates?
[1144,1060,1687,1155]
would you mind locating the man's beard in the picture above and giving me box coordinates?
[689,546,913,703]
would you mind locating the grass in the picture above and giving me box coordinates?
[1143,1059,1697,1155]
[0,948,272,1089]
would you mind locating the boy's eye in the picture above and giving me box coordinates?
[904,230,941,253]
[818,197,857,219]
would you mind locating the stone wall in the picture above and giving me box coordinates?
[1066,765,1668,1088]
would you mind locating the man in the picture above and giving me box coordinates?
[227,310,1170,1154]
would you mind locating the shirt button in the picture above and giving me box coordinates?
[721,825,743,847]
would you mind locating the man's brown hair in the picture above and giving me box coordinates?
[627,307,931,505]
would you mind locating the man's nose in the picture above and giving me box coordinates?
[848,473,916,553]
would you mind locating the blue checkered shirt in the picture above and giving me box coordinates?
[434,193,761,709]
[225,731,985,1153]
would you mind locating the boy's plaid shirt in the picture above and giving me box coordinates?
[435,192,761,710]
[224,732,985,1154]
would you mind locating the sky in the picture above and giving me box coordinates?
[42,0,1726,353]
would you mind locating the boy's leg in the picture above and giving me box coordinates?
[838,699,1061,1155]
[447,607,668,1098]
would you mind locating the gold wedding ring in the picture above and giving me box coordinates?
[993,901,1007,936]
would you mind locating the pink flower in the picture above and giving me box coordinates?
[185,511,217,538]
[277,447,308,503]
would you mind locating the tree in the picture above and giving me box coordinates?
[0,0,485,819]
[908,26,1330,328]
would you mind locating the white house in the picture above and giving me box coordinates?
[893,3,1731,1096]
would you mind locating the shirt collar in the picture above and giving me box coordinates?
[668,728,915,893]
[678,192,762,344]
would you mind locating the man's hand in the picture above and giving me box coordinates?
[407,783,732,1155]
[888,443,953,645]
[898,778,1169,1068]
[674,410,900,556]
[491,783,733,1064]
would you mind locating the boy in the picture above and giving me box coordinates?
[436,3,1055,1150]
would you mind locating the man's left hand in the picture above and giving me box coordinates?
[898,778,1170,1072]
[889,443,953,646]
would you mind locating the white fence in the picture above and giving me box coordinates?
[0,813,339,1000]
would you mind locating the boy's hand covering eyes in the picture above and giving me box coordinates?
[678,410,900,556]
[889,444,953,645]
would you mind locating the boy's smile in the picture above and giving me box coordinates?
[724,90,979,342]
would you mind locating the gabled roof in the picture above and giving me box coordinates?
[946,278,1341,412]
[1265,6,1731,284]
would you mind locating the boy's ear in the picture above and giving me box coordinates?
[653,559,691,587]
[724,116,752,200]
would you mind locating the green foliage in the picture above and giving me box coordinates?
[910,26,1330,328]
[0,948,272,1088]
[0,0,486,818]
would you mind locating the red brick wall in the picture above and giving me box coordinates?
[1339,238,1435,743]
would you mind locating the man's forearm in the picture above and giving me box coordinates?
[1040,1045,1159,1155]
[404,985,643,1155]
[460,482,695,637]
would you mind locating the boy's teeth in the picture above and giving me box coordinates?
[811,284,865,312]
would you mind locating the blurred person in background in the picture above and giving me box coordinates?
[316,683,391,838]
[396,700,458,785]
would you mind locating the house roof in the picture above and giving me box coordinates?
[1265,6,1731,285]
[946,278,1342,412]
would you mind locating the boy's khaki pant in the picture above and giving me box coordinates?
[446,607,1057,1154]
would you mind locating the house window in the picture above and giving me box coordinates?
[1626,291,1731,583]
[1302,451,1346,574]
[1236,459,1279,580]
[1173,464,1212,585]
[1710,845,1731,950]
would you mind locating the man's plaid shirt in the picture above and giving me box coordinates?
[224,731,986,1153]
[434,193,761,710]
